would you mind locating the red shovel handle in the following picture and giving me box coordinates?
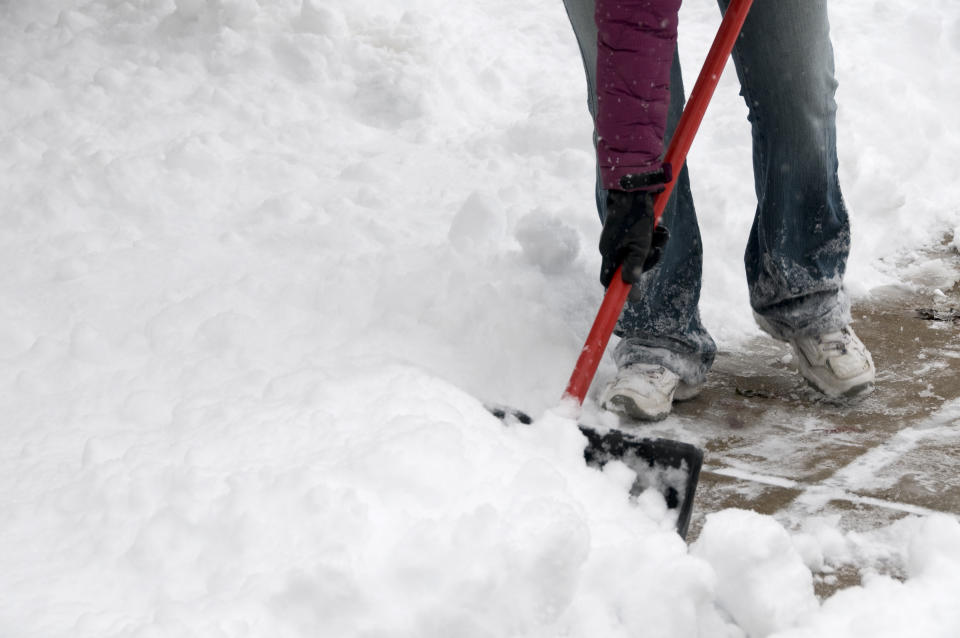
[563,0,754,405]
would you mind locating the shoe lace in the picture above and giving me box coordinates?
[817,329,851,354]
[627,364,670,380]
[643,367,666,378]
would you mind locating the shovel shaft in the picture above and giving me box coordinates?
[563,0,753,405]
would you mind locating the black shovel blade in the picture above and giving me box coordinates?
[578,425,702,540]
[487,405,703,539]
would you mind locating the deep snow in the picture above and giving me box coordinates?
[2,1,960,637]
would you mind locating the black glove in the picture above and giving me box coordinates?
[599,189,669,287]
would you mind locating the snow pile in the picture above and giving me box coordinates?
[691,512,960,638]
[2,0,960,637]
[3,363,729,636]
[693,510,818,636]
[775,515,960,638]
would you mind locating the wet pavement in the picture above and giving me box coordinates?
[624,278,960,596]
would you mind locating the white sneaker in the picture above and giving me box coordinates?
[790,326,875,398]
[600,363,702,421]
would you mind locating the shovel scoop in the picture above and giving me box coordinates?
[579,424,702,539]
[490,405,703,539]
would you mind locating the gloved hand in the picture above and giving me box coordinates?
[599,189,669,287]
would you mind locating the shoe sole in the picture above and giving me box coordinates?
[796,355,875,399]
[673,383,702,402]
[803,376,875,400]
[796,356,875,398]
[603,382,703,421]
[605,395,671,422]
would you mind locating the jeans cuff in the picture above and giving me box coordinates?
[753,288,852,341]
[613,337,715,387]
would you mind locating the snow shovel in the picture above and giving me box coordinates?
[492,0,753,540]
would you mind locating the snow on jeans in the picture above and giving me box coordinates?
[562,0,853,386]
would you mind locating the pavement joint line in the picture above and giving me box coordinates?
[703,466,947,518]
[704,465,799,489]
[820,492,942,518]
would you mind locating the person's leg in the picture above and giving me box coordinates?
[720,0,874,396]
[613,51,716,387]
[562,0,716,388]
[719,0,851,339]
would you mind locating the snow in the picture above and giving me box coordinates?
[693,509,819,637]
[1,1,959,637]
[772,515,960,638]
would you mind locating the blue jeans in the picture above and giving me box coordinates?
[562,0,852,385]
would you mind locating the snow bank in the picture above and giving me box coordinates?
[2,362,730,636]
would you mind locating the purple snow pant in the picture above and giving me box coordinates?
[564,0,852,385]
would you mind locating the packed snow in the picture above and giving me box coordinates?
[2,0,959,636]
